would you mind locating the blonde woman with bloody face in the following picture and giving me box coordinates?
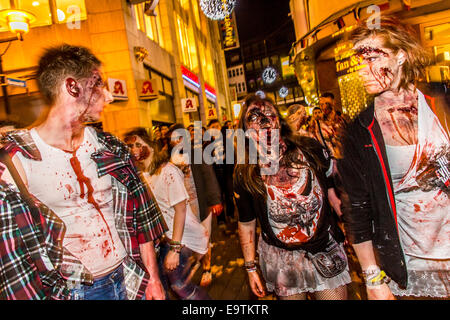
[338,17,449,299]
[234,94,350,300]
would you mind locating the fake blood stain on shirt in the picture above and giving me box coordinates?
[68,151,116,254]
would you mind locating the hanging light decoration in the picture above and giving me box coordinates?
[255,90,265,99]
[279,86,289,98]
[200,0,236,20]
[262,66,277,84]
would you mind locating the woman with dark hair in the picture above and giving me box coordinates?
[234,94,350,300]
[124,128,211,300]
[338,16,449,299]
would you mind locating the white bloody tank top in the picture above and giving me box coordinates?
[15,127,127,276]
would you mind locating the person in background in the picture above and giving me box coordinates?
[286,104,314,138]
[319,93,346,129]
[167,123,223,287]
[235,94,349,300]
[308,106,343,159]
[206,119,228,228]
[338,16,449,299]
[124,128,211,299]
[1,44,167,300]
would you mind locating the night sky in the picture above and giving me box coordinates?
[233,0,292,43]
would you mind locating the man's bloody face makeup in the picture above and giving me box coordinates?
[354,36,401,95]
[125,135,151,162]
[77,69,112,122]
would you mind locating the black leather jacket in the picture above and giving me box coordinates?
[337,103,408,288]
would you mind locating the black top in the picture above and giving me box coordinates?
[234,137,344,254]
[337,103,408,288]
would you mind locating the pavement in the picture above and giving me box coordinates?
[189,215,368,300]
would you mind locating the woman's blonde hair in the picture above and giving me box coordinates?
[350,15,431,90]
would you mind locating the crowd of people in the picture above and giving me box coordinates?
[0,16,448,301]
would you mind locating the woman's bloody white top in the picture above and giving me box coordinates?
[266,162,324,244]
[386,91,449,260]
[15,127,127,277]
[145,163,209,254]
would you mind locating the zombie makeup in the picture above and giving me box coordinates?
[245,101,283,174]
[354,37,401,95]
[77,70,109,122]
[125,135,151,162]
[245,102,279,132]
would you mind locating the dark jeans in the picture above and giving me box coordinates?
[69,265,128,300]
[158,242,211,300]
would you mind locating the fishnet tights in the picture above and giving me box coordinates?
[279,285,348,300]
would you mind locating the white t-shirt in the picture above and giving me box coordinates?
[389,91,449,260]
[145,163,208,254]
[183,166,200,219]
[13,127,127,276]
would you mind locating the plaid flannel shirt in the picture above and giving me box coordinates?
[0,179,69,300]
[0,127,167,300]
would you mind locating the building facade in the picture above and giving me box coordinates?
[0,0,233,137]
[289,0,450,122]
[223,9,304,119]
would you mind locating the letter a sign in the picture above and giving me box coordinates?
[206,106,217,120]
[137,79,158,100]
[107,78,128,101]
[182,98,197,113]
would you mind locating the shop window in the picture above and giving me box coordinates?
[134,2,165,48]
[237,83,241,92]
[190,0,201,30]
[424,22,450,42]
[146,66,176,123]
[254,59,261,70]
[176,13,198,72]
[134,2,145,31]
[271,55,279,66]
[245,61,253,71]
[54,0,87,24]
[163,78,173,96]
[0,0,87,33]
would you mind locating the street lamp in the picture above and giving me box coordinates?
[0,9,36,114]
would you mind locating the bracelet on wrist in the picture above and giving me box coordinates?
[362,267,390,287]
[169,242,182,253]
[245,265,257,273]
[244,260,257,268]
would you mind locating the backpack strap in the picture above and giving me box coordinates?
[0,149,51,274]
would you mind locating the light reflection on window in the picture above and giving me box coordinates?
[0,0,86,33]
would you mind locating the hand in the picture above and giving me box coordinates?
[164,250,180,272]
[327,188,343,217]
[248,271,266,298]
[366,283,396,300]
[145,278,166,300]
[209,204,224,217]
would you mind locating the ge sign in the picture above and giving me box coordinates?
[262,66,277,84]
